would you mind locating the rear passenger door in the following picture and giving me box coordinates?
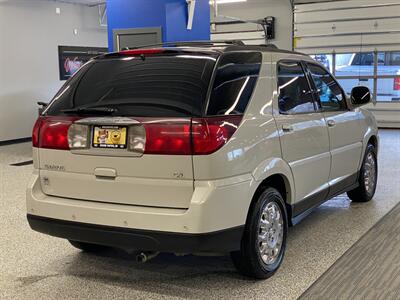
[274,61,331,215]
[305,62,363,197]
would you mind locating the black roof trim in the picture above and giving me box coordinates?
[95,40,308,60]
[224,44,306,56]
[121,40,245,50]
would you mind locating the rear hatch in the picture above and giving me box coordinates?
[34,49,217,209]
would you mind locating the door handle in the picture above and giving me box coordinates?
[282,124,294,132]
[94,168,117,179]
[327,120,336,127]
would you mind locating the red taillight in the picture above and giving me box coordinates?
[192,116,243,155]
[32,115,242,155]
[32,118,41,147]
[143,120,192,155]
[394,78,400,90]
[141,115,242,155]
[119,48,165,56]
[33,116,78,150]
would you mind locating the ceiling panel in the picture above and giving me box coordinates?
[294,0,339,3]
[50,0,105,6]
[51,0,338,6]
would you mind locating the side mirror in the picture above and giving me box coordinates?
[350,86,371,107]
[37,101,48,115]
[37,101,48,107]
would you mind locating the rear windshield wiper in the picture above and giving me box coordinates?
[82,101,194,115]
[61,107,118,115]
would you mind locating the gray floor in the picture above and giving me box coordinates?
[300,200,400,299]
[0,129,399,300]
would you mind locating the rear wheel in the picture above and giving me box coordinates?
[231,188,288,279]
[347,144,378,202]
[69,240,108,253]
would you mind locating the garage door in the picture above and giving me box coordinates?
[294,0,400,128]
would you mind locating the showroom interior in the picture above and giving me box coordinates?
[0,0,399,299]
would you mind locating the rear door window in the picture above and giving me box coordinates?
[277,61,316,114]
[206,52,262,116]
[306,63,347,111]
[46,54,216,117]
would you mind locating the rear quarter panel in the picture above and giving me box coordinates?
[192,52,282,181]
[358,108,379,168]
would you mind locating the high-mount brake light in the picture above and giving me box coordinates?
[119,49,165,56]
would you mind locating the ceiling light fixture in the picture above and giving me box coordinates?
[209,0,247,5]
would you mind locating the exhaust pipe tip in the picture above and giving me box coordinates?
[136,252,148,263]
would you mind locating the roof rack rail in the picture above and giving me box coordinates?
[121,40,245,50]
[261,44,278,49]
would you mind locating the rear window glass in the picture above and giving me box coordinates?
[207,52,262,116]
[46,54,216,117]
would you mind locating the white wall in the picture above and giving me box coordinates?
[211,0,293,50]
[0,0,107,142]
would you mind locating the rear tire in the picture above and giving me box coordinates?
[347,144,378,202]
[69,240,108,253]
[231,187,288,279]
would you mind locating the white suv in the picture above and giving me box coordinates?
[27,41,379,279]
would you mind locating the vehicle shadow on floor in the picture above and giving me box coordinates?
[61,249,256,298]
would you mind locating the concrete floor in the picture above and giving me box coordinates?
[0,129,399,300]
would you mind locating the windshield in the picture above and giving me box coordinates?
[46,54,217,117]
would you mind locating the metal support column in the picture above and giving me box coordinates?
[373,49,378,104]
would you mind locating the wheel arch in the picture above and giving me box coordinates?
[367,135,378,153]
[252,174,292,206]
[358,123,379,171]
[248,172,294,223]
[252,157,295,206]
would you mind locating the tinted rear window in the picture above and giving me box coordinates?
[46,54,216,117]
[206,52,262,116]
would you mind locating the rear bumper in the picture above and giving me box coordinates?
[27,214,244,253]
[26,170,256,252]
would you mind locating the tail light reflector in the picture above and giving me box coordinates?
[32,118,41,148]
[192,115,243,155]
[143,120,192,155]
[32,115,243,155]
[32,116,80,150]
[394,78,400,91]
[140,115,242,155]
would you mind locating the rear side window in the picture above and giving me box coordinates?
[206,52,262,116]
[46,54,216,117]
[277,61,315,114]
